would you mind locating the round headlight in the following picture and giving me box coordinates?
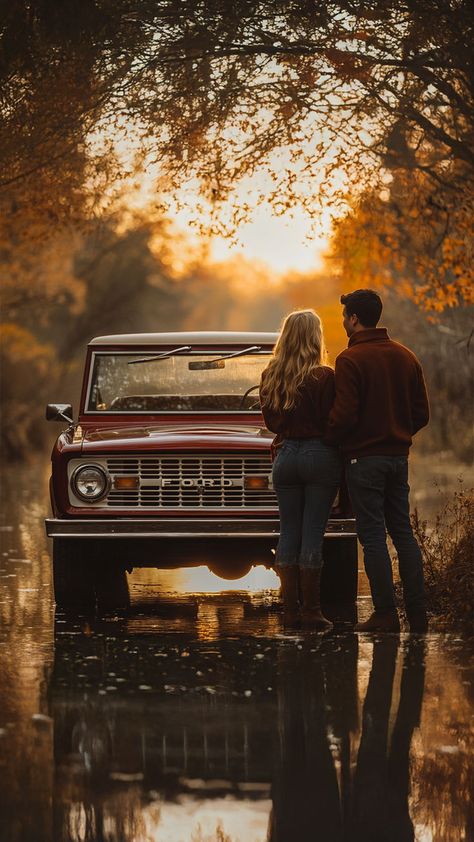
[71,465,110,502]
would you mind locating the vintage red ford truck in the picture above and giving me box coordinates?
[45,332,357,608]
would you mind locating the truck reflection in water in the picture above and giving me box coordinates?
[49,601,427,842]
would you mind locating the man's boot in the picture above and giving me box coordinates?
[300,568,332,630]
[407,609,429,633]
[278,566,300,627]
[354,609,400,633]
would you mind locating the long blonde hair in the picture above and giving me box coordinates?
[260,309,328,412]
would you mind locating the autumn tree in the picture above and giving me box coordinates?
[1,0,472,308]
[0,218,189,458]
[330,164,474,311]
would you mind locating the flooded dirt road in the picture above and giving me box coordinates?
[0,460,473,842]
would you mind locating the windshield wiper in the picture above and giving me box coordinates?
[128,345,192,365]
[188,345,262,370]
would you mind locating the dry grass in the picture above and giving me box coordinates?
[408,485,473,632]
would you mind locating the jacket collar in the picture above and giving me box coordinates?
[348,327,389,347]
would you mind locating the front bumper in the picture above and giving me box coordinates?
[45,517,357,539]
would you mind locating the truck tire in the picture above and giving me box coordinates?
[95,558,130,612]
[321,536,358,604]
[53,539,96,610]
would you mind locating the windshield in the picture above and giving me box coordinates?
[86,352,272,412]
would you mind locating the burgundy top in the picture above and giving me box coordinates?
[259,366,336,439]
[326,328,430,457]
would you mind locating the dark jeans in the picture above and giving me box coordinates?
[346,455,426,612]
[273,438,341,569]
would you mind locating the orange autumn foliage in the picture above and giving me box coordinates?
[0,324,58,459]
[330,169,474,313]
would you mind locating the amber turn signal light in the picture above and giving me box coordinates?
[114,476,139,490]
[244,476,269,490]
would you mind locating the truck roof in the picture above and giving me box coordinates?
[89,331,278,346]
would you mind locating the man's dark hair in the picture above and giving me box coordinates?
[340,289,383,327]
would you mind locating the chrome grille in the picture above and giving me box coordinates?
[105,454,275,509]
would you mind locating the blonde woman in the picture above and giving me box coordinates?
[260,310,341,628]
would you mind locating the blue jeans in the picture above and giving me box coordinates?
[346,456,426,612]
[273,438,342,569]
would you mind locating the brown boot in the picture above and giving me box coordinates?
[278,567,300,627]
[300,568,332,630]
[355,610,400,633]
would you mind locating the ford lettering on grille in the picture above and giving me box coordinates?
[156,478,235,487]
[104,454,275,509]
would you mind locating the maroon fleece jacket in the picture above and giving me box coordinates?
[325,328,429,457]
[260,366,335,439]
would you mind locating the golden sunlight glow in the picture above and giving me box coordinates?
[113,127,342,277]
[179,565,280,593]
[141,796,273,842]
[173,202,332,275]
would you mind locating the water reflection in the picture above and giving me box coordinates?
[45,618,471,842]
[268,635,358,841]
[1,611,473,842]
[349,638,425,841]
[50,622,356,841]
[1,463,473,842]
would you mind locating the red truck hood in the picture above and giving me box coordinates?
[77,422,274,453]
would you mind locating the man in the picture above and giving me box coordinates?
[326,289,429,632]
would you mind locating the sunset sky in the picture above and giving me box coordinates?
[193,204,330,273]
[118,125,344,277]
[169,159,345,275]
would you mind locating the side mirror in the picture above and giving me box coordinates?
[46,404,74,424]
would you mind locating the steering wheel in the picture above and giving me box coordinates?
[239,384,260,410]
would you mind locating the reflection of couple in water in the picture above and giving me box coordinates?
[259,289,430,633]
[268,635,426,842]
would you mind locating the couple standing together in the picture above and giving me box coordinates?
[259,289,430,633]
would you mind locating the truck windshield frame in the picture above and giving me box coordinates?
[84,349,272,414]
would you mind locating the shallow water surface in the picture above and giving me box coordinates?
[0,462,472,842]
